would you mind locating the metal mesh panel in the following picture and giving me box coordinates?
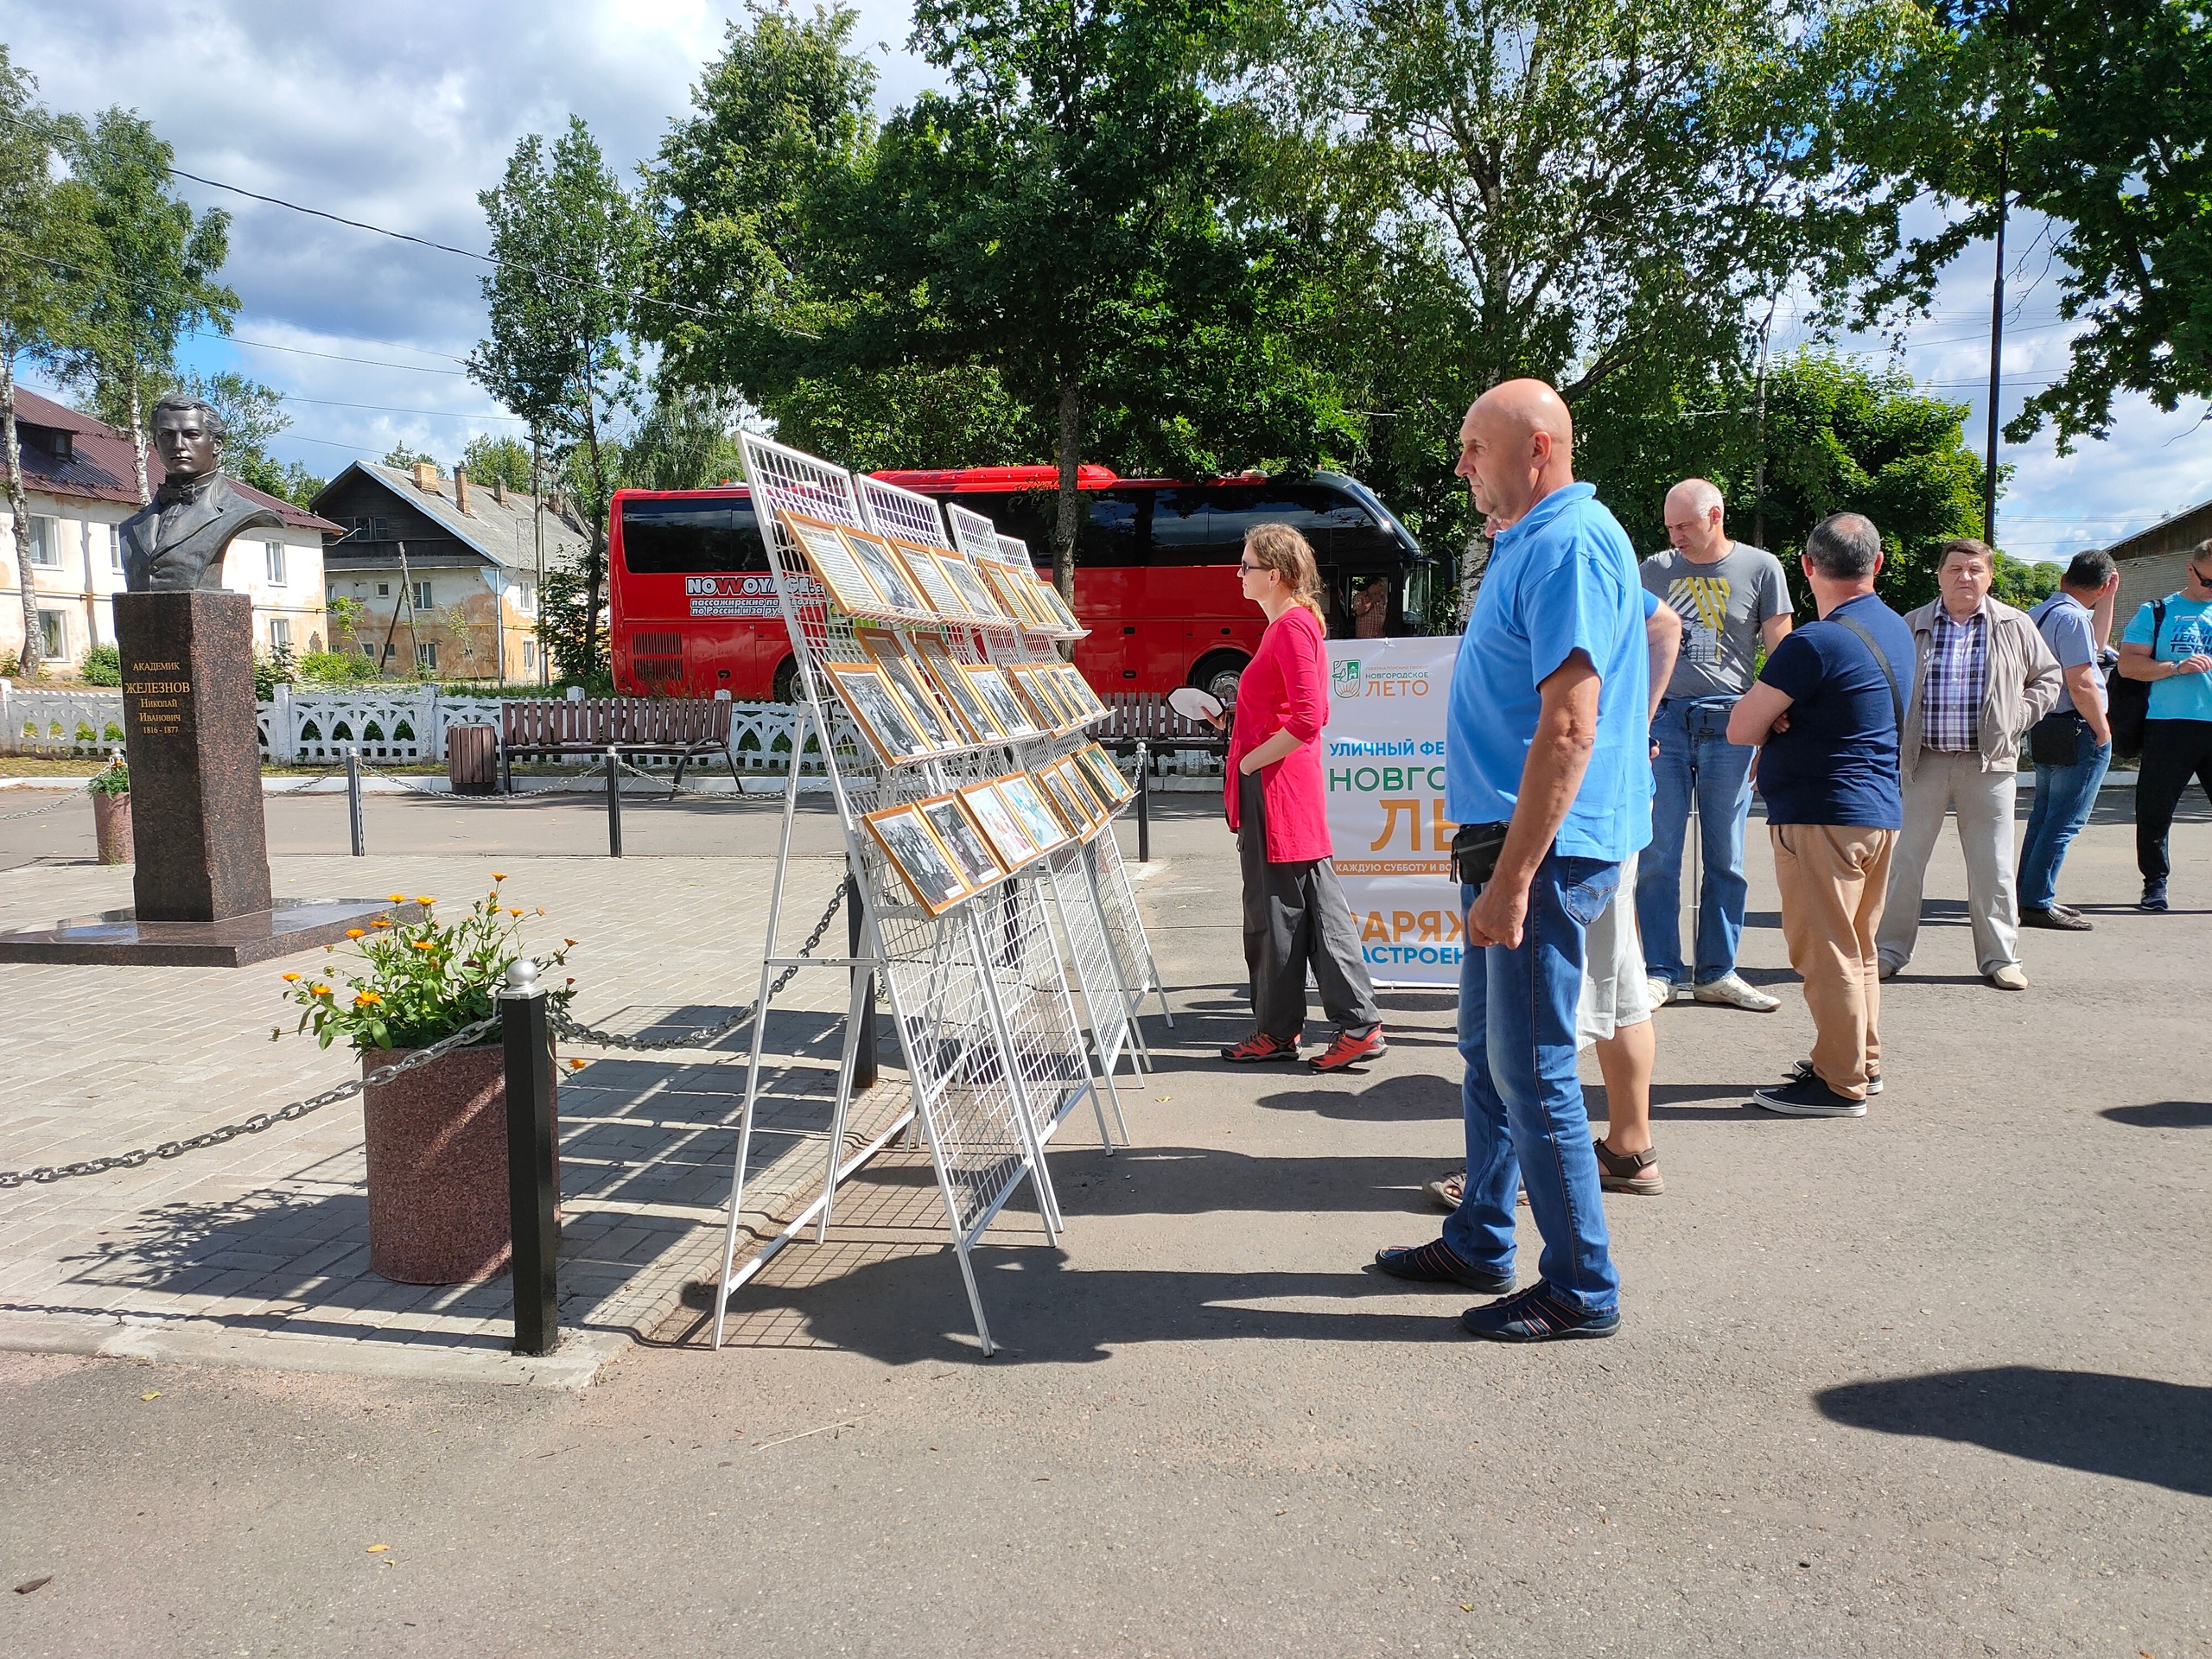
[946,501,1004,567]
[856,474,951,546]
[1089,823,1166,1021]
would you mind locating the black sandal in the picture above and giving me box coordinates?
[1592,1138,1664,1196]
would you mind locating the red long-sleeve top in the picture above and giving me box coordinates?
[1224,604,1334,863]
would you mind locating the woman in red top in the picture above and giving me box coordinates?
[1211,524,1383,1071]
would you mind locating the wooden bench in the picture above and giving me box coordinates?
[498,696,737,798]
[1097,692,1230,756]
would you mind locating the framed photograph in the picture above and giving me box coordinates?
[887,536,968,618]
[1052,756,1109,827]
[980,563,1052,630]
[1004,664,1062,732]
[995,772,1069,854]
[1055,664,1105,721]
[965,665,1037,737]
[823,662,934,766]
[917,795,1007,891]
[909,635,1001,743]
[1027,664,1078,728]
[1035,765,1095,839]
[837,527,931,617]
[959,779,1042,868]
[1074,742,1134,805]
[855,631,963,752]
[777,510,885,616]
[864,803,974,916]
[936,550,1011,622]
[1033,580,1084,633]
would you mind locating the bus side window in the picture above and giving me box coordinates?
[1204,483,1344,561]
[1080,489,1146,566]
[1147,486,1211,566]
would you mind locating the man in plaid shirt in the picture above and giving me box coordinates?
[1878,539,2062,989]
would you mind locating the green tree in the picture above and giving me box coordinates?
[166,369,322,505]
[767,361,1039,472]
[51,108,235,505]
[381,442,438,473]
[1863,0,2210,448]
[460,432,532,493]
[1265,0,1919,575]
[469,117,646,669]
[616,382,748,490]
[0,46,88,677]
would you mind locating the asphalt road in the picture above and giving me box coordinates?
[2,792,2206,1656]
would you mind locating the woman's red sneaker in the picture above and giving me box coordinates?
[1308,1025,1386,1071]
[1219,1031,1301,1063]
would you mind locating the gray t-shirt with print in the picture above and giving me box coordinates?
[1639,542,1793,700]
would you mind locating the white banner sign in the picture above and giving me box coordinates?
[1324,638,1463,988]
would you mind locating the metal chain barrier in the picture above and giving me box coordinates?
[0,1015,500,1190]
[272,760,345,796]
[0,789,79,822]
[550,879,847,1052]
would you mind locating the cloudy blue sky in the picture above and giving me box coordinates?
[10,2,2205,563]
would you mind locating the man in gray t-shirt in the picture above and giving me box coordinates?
[1633,479,1795,1011]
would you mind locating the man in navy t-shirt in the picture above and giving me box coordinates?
[1726,513,1912,1116]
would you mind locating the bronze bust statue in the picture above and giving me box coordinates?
[119,397,284,592]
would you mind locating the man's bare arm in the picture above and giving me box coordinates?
[1727,681,1796,748]
[1645,604,1681,723]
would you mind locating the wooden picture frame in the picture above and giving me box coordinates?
[908,634,1002,743]
[1052,756,1109,828]
[1074,742,1134,805]
[1003,664,1061,732]
[777,510,885,616]
[965,665,1037,737]
[864,802,975,916]
[1034,764,1096,840]
[958,779,1043,869]
[855,631,964,753]
[836,526,933,619]
[995,772,1069,854]
[916,793,1007,891]
[822,661,936,766]
[1055,664,1106,721]
[935,550,1011,622]
[885,535,969,619]
[979,562,1052,630]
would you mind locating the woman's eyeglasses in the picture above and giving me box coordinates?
[1238,561,1266,575]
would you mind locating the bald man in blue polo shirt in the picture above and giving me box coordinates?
[1373,379,1647,1342]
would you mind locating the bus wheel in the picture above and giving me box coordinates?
[1191,652,1249,709]
[772,656,800,703]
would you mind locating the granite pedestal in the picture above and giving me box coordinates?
[0,590,397,968]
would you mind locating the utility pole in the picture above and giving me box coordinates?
[1751,302,1776,551]
[1983,126,2009,549]
[531,428,548,685]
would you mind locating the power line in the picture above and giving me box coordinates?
[277,394,525,424]
[165,167,496,264]
[196,331,470,374]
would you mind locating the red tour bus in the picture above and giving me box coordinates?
[607,467,1430,703]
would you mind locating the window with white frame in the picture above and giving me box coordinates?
[265,541,287,586]
[27,515,60,567]
[360,640,376,658]
[376,582,390,596]
[269,617,291,651]
[515,583,536,615]
[36,610,65,658]
[412,580,433,610]
[99,523,120,572]
[415,640,437,671]
[522,638,537,671]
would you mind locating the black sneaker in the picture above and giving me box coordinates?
[1459,1281,1620,1343]
[1371,1238,1515,1295]
[2141,880,2170,912]
[1751,1074,1868,1117]
[2021,905,2094,931]
[1787,1058,1880,1096]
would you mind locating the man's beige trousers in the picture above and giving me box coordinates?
[1770,824,1897,1101]
[1876,753,2021,976]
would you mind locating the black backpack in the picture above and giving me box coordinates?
[2108,598,2166,760]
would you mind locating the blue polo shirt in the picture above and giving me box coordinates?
[1446,482,1650,861]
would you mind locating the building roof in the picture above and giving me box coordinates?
[312,461,588,571]
[10,386,340,533]
[2105,497,2212,563]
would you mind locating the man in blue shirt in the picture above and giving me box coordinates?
[2018,550,2119,925]
[2116,537,2212,912]
[1371,378,1648,1343]
[1727,513,1913,1116]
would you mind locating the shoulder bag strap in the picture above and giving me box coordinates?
[1833,614,1904,734]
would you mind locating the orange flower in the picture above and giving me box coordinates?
[566,1058,588,1071]
[410,940,435,951]
[535,907,545,917]
[506,907,523,918]
[310,983,332,997]
[563,938,576,948]
[282,971,302,982]
[346,928,365,939]
[388,893,406,903]
[491,872,506,882]
[372,918,392,929]
[353,991,383,1007]
[414,895,435,906]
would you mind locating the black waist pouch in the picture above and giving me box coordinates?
[1451,821,1511,888]
[2028,709,2086,766]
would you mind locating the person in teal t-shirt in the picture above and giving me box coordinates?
[2118,540,2212,910]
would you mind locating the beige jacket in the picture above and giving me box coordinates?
[1899,595,2063,773]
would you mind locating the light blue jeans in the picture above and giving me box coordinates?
[2017,730,2112,911]
[1443,854,1621,1314]
[1637,696,1756,985]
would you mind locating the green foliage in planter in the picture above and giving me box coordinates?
[87,758,130,798]
[275,874,575,1055]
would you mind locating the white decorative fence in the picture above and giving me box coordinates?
[0,680,860,774]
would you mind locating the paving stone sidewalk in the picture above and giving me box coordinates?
[0,852,901,1388]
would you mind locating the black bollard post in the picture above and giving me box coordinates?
[605,747,623,858]
[847,867,878,1090]
[500,959,559,1357]
[346,744,365,856]
[1140,741,1154,862]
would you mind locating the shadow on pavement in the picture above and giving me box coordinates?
[2101,1099,2212,1129]
[1814,1366,2212,1497]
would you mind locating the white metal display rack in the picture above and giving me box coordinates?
[709,435,1125,1356]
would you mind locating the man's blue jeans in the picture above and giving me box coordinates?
[1443,854,1621,1314]
[2018,734,2112,911]
[1637,696,1756,984]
